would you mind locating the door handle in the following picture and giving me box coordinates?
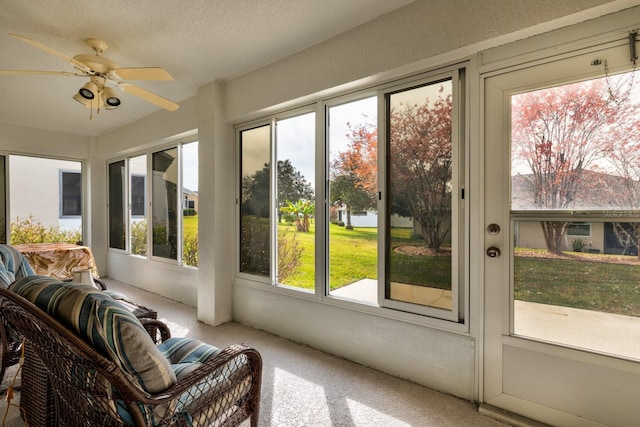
[486,247,501,258]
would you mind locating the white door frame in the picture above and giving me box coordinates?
[481,36,640,427]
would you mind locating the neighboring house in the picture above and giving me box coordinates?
[512,170,638,255]
[335,206,412,228]
[9,156,82,233]
[183,188,199,213]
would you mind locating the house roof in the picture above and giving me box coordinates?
[511,170,634,210]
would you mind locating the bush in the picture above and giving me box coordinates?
[10,215,81,244]
[183,233,198,267]
[572,238,587,252]
[131,220,147,255]
[278,230,302,282]
[183,208,197,216]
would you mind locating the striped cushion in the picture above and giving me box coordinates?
[157,337,221,380]
[9,277,176,393]
[0,244,35,287]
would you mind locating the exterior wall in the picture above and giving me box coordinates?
[515,221,606,253]
[9,156,82,232]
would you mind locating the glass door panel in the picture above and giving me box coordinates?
[510,70,640,360]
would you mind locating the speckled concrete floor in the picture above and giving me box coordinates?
[0,278,509,426]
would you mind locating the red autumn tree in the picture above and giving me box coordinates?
[603,80,640,258]
[330,122,377,229]
[511,77,630,253]
[389,85,452,250]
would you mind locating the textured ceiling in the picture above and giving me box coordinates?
[0,0,412,136]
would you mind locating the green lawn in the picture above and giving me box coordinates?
[278,222,640,316]
[183,215,198,237]
[514,255,640,316]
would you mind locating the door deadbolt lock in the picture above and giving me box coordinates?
[487,223,501,235]
[486,247,501,258]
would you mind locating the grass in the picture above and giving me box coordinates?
[279,223,452,291]
[278,224,640,316]
[514,255,640,316]
[183,215,198,237]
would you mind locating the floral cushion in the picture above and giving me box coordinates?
[9,276,176,393]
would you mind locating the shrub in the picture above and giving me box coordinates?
[572,238,587,252]
[10,215,81,244]
[183,233,198,267]
[278,230,302,282]
[131,220,147,255]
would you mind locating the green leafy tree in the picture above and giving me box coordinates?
[280,199,315,232]
[277,160,314,222]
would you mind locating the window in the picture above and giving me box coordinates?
[567,222,591,237]
[327,97,377,303]
[129,155,147,256]
[108,140,198,267]
[131,175,146,217]
[239,113,316,289]
[237,67,466,323]
[384,75,462,320]
[60,171,81,217]
[108,160,125,250]
[239,124,271,277]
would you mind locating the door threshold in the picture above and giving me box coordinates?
[479,404,551,427]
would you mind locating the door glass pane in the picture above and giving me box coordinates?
[240,125,271,277]
[152,148,178,260]
[9,155,82,244]
[130,155,147,256]
[511,70,640,360]
[108,160,125,250]
[328,97,378,303]
[276,113,315,289]
[182,141,198,267]
[387,80,453,310]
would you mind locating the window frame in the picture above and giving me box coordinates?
[107,137,198,268]
[59,169,82,218]
[567,222,592,238]
[235,63,470,329]
[379,69,465,322]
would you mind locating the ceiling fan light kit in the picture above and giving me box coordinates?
[0,33,179,119]
[79,81,97,100]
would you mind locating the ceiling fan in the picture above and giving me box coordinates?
[0,33,179,114]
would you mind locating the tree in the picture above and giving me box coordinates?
[277,160,314,222]
[280,199,315,232]
[241,162,270,218]
[243,159,314,221]
[330,122,377,230]
[389,85,452,250]
[512,77,629,253]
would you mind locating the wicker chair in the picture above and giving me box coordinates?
[0,285,262,426]
[0,244,37,382]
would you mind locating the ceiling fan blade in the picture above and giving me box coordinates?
[119,83,179,111]
[9,33,91,74]
[113,67,173,81]
[0,70,83,76]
